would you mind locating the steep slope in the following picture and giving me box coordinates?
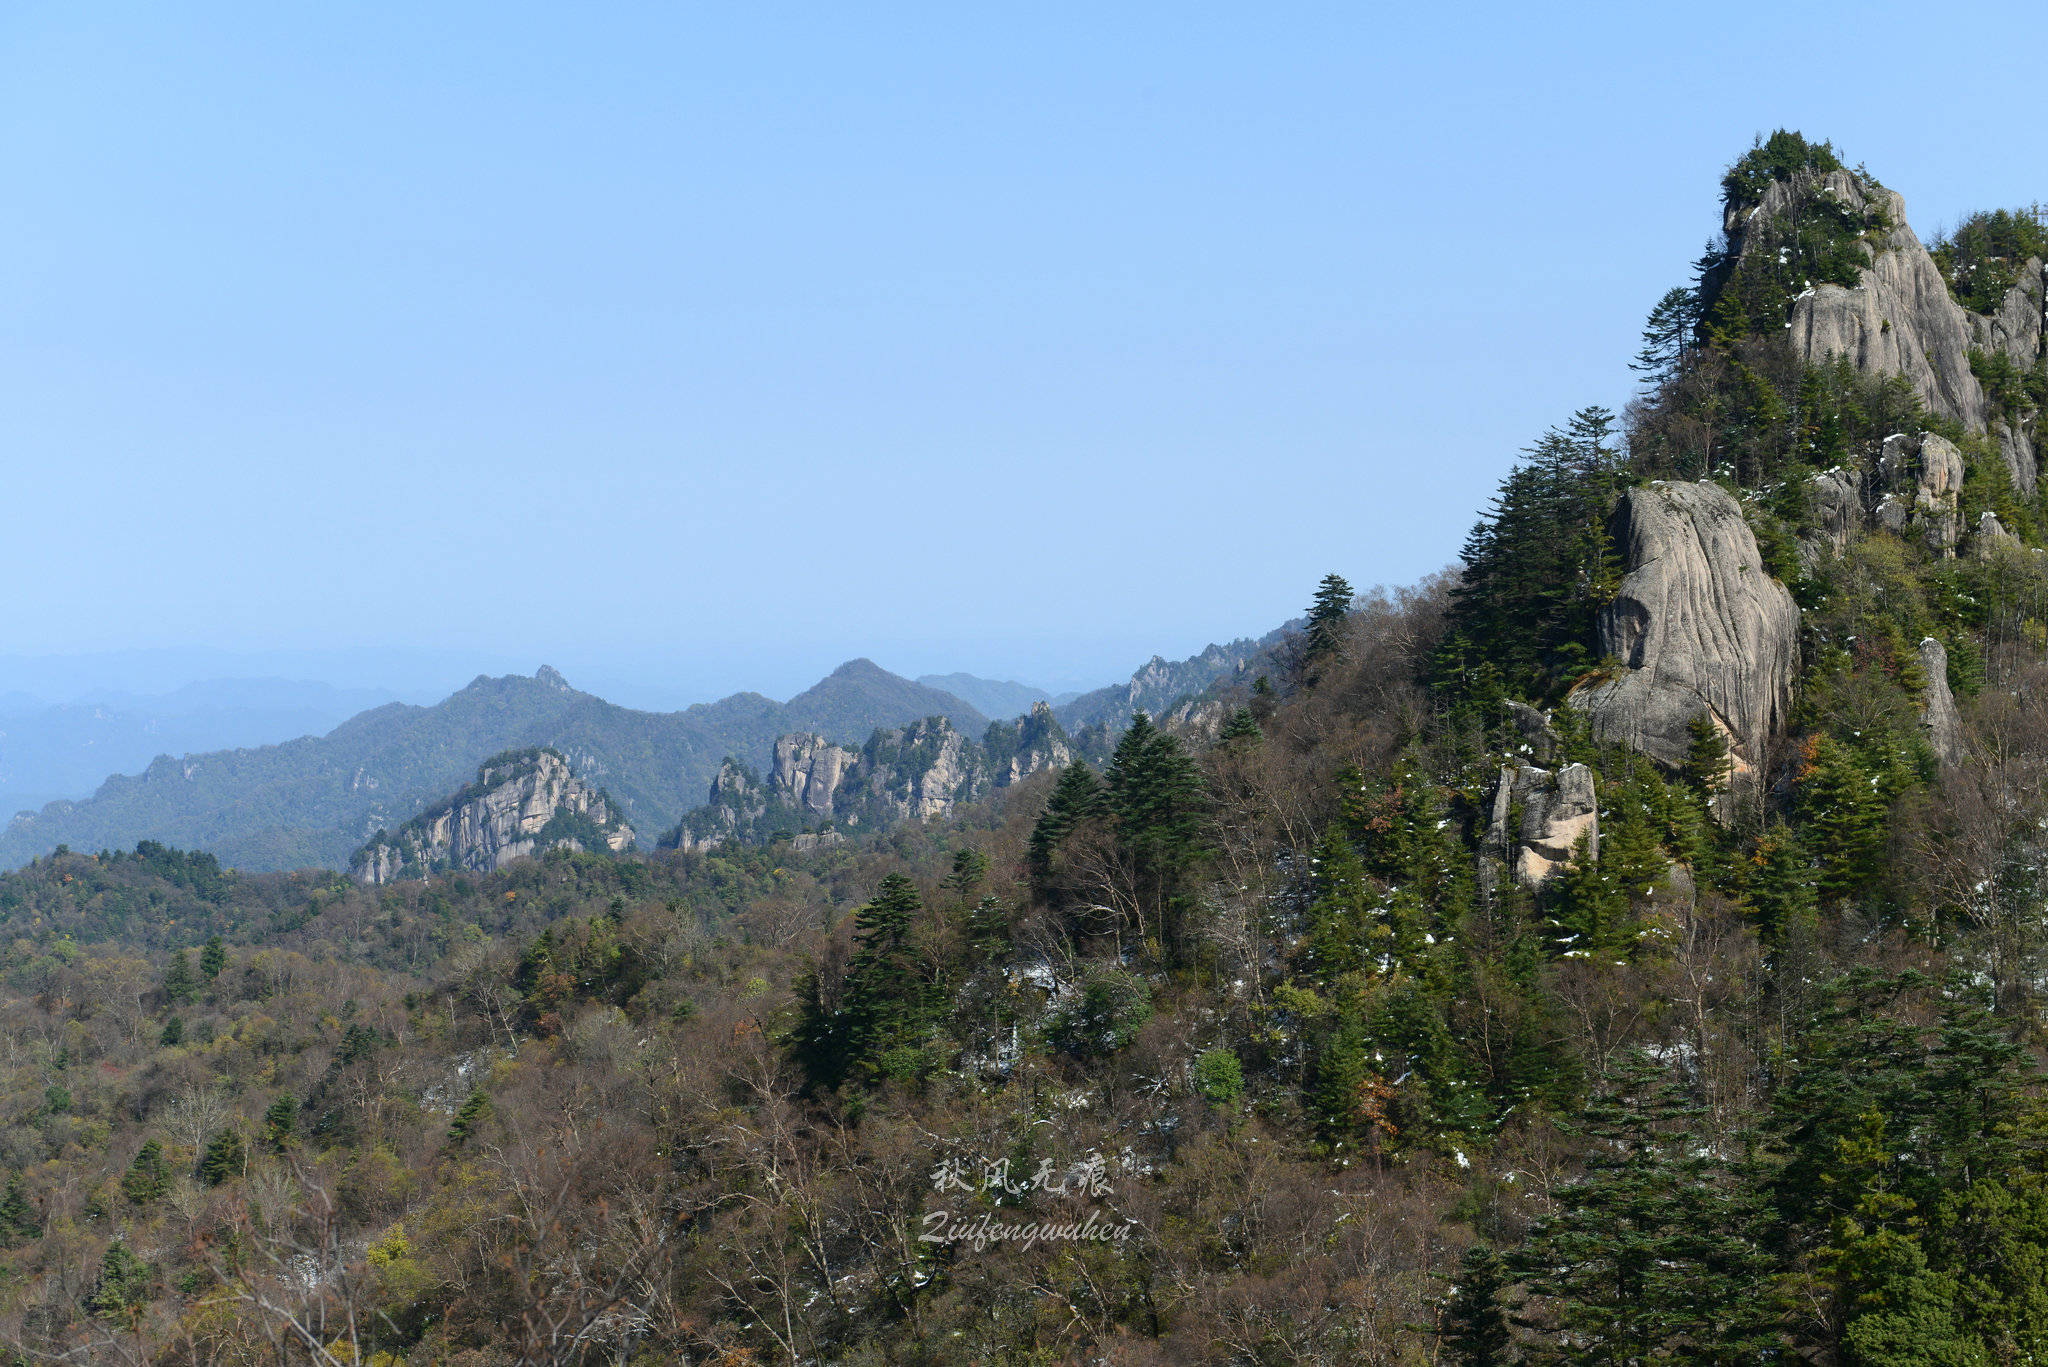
[350,748,633,884]
[0,662,984,873]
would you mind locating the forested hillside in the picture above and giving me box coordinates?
[8,133,2048,1365]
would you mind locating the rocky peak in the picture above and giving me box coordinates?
[770,734,862,816]
[350,748,633,884]
[983,701,1074,785]
[1733,166,2045,492]
[1570,481,1800,776]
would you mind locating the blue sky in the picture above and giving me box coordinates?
[5,2,2045,708]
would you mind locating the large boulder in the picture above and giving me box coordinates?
[1571,482,1799,775]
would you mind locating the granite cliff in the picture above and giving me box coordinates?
[350,748,633,884]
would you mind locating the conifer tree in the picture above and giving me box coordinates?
[792,874,937,1091]
[1303,572,1355,673]
[162,948,196,1005]
[1443,1243,1515,1366]
[122,1140,170,1206]
[1509,1051,1774,1363]
[1028,762,1106,876]
[1630,286,1696,387]
[0,1171,37,1244]
[198,1126,245,1185]
[88,1241,152,1320]
[263,1094,298,1151]
[446,1087,491,1145]
[199,935,227,982]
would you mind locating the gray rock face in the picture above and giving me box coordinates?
[1741,171,1988,431]
[769,734,862,817]
[1485,763,1598,887]
[1504,700,1563,765]
[1917,638,1966,768]
[1975,510,2019,559]
[1739,172,2044,492]
[1878,431,1964,556]
[1571,482,1799,775]
[351,748,633,883]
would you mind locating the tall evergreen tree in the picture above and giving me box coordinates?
[162,948,196,1005]
[792,874,938,1091]
[1028,762,1106,877]
[1509,1051,1775,1364]
[1443,1244,1516,1366]
[1631,286,1696,387]
[1303,572,1356,674]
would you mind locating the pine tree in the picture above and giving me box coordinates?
[446,1087,491,1145]
[158,1016,184,1047]
[1796,737,1887,902]
[88,1241,152,1320]
[1304,573,1356,671]
[1684,712,1731,797]
[263,1094,298,1151]
[792,874,937,1091]
[1443,1244,1515,1366]
[1219,706,1261,745]
[162,948,196,1005]
[1746,827,1816,940]
[1508,1051,1775,1364]
[1028,762,1106,876]
[121,1140,170,1206]
[199,935,227,982]
[198,1127,246,1185]
[0,1171,37,1243]
[1630,286,1696,387]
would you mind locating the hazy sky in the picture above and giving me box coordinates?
[6,2,2046,709]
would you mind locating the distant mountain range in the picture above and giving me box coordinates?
[0,679,399,814]
[0,629,1300,874]
[0,661,984,873]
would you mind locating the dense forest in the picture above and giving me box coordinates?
[8,132,2048,1364]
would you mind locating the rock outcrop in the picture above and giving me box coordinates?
[1485,763,1598,887]
[667,706,1082,853]
[350,748,633,884]
[769,734,862,817]
[1917,638,1967,768]
[1877,432,1965,557]
[1736,168,2044,492]
[984,702,1074,786]
[1571,482,1799,775]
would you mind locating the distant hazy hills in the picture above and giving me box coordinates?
[0,679,398,814]
[914,673,1079,719]
[0,661,984,873]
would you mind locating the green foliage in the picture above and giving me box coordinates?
[199,934,227,980]
[198,1127,245,1185]
[447,1088,491,1145]
[792,873,941,1091]
[121,1140,170,1206]
[0,1173,37,1245]
[1190,1048,1244,1105]
[1027,762,1106,877]
[158,1016,184,1047]
[1048,968,1153,1057]
[1720,129,1844,206]
[1443,1244,1514,1367]
[1438,407,1623,707]
[1303,572,1355,673]
[1508,1050,1776,1363]
[1931,208,2048,313]
[263,1094,298,1151]
[88,1241,151,1320]
[162,947,196,1004]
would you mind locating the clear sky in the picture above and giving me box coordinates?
[6,2,2045,709]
